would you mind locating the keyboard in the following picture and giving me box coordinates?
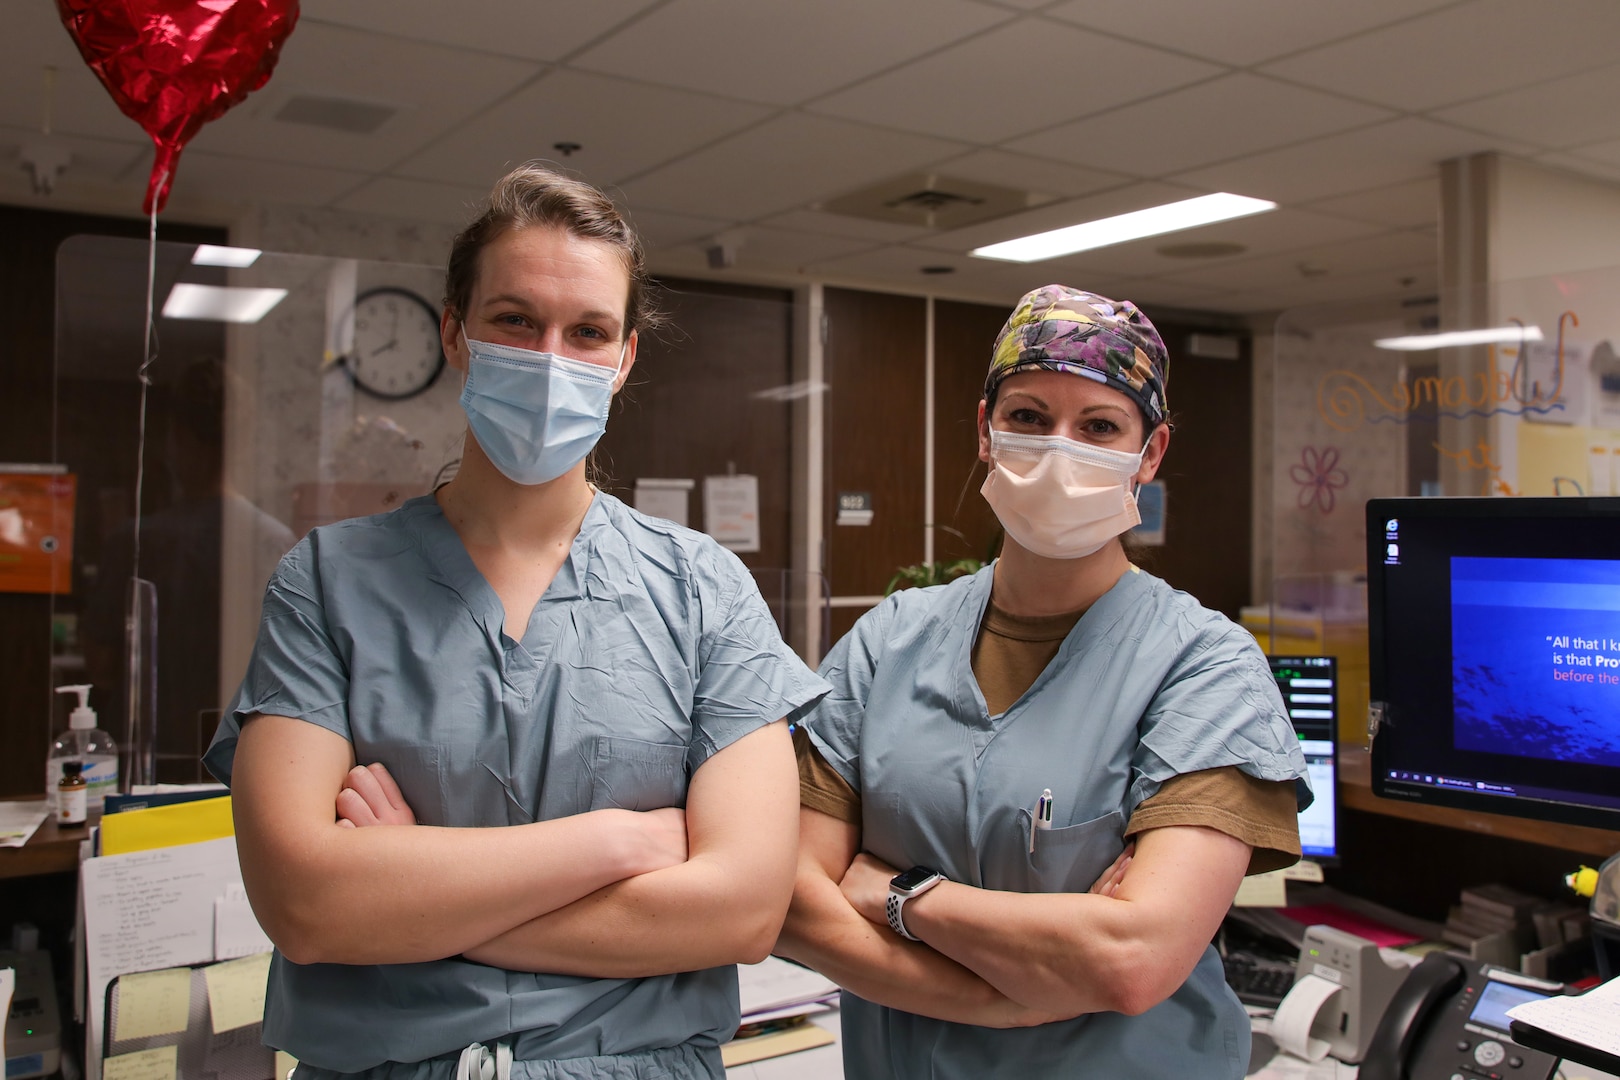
[1223,952,1298,1008]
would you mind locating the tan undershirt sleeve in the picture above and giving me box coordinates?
[1125,766,1302,876]
[794,723,861,824]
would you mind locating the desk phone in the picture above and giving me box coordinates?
[1360,952,1562,1080]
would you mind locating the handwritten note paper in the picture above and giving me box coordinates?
[103,1046,178,1080]
[213,882,273,960]
[1234,869,1289,907]
[204,951,271,1033]
[113,967,192,1040]
[82,836,243,1080]
[1508,974,1620,1056]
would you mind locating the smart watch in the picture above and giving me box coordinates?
[886,866,945,941]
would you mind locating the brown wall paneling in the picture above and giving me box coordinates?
[932,299,1008,566]
[823,288,927,606]
[0,207,225,798]
[1141,319,1253,619]
[597,278,794,573]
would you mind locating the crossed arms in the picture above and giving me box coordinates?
[230,714,797,975]
[772,807,1249,1028]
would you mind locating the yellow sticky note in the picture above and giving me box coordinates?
[103,1046,178,1080]
[113,967,192,1041]
[203,952,271,1034]
[275,1050,299,1080]
[1233,869,1289,907]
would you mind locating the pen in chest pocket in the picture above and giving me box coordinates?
[1029,788,1054,853]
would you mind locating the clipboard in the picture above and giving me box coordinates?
[1510,1019,1620,1076]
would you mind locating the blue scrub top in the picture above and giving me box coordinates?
[804,563,1311,1080]
[205,492,828,1075]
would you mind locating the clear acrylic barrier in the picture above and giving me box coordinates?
[1265,266,1620,746]
[53,236,797,784]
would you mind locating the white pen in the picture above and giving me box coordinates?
[1030,788,1053,854]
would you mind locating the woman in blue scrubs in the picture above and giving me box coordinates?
[206,164,827,1080]
[779,285,1312,1078]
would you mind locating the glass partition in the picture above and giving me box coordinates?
[1263,266,1620,747]
[51,237,803,786]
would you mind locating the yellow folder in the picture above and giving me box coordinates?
[100,795,234,855]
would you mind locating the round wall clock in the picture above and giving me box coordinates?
[342,286,446,399]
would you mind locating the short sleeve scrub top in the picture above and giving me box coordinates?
[205,492,829,1080]
[803,564,1311,1080]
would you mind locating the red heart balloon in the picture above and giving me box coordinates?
[57,0,300,214]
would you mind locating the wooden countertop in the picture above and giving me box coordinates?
[1340,747,1620,858]
[0,796,95,880]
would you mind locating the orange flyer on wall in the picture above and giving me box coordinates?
[0,470,76,594]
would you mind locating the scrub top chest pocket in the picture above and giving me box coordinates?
[1014,807,1125,894]
[587,734,689,811]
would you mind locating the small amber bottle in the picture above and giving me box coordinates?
[57,761,87,826]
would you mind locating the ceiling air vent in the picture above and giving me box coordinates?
[274,95,397,134]
[819,173,1051,230]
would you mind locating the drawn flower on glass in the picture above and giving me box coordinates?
[1291,446,1349,514]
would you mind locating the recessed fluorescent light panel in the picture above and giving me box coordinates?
[162,283,287,323]
[971,192,1277,263]
[1373,326,1544,351]
[191,244,262,267]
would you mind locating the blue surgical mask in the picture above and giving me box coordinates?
[458,332,625,486]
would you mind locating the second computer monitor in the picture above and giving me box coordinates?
[1268,655,1339,864]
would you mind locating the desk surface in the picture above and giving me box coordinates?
[0,796,93,880]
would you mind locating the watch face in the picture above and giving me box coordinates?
[891,866,940,893]
[345,287,446,399]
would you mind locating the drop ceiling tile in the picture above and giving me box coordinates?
[1004,74,1392,179]
[1155,229,1436,292]
[299,1,662,62]
[1044,0,1454,67]
[0,3,145,143]
[1260,0,1620,111]
[1537,148,1620,184]
[756,209,934,244]
[1214,262,1438,315]
[672,225,881,274]
[1171,118,1519,204]
[617,113,969,221]
[0,124,147,185]
[394,69,772,188]
[1434,63,1620,151]
[1303,178,1439,230]
[572,0,1011,106]
[929,149,1132,200]
[185,21,542,172]
[1035,209,1382,278]
[798,242,1064,302]
[808,18,1222,144]
[168,152,372,208]
[628,207,735,250]
[910,179,1205,254]
[1109,279,1237,313]
[333,176,492,225]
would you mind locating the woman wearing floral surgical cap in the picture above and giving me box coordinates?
[777,285,1313,1078]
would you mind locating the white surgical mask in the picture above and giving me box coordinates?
[980,430,1145,560]
[458,332,625,486]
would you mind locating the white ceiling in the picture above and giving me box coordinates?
[7,0,1620,316]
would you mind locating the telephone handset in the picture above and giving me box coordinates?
[1360,951,1561,1080]
[1359,952,1466,1080]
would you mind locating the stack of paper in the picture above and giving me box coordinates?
[724,957,840,1067]
[0,803,48,848]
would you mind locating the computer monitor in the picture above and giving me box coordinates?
[1268,655,1339,863]
[1366,497,1620,831]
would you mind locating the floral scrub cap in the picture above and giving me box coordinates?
[985,284,1170,427]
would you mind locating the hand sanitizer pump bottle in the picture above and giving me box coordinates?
[46,684,119,813]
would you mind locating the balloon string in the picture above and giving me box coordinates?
[131,170,166,583]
